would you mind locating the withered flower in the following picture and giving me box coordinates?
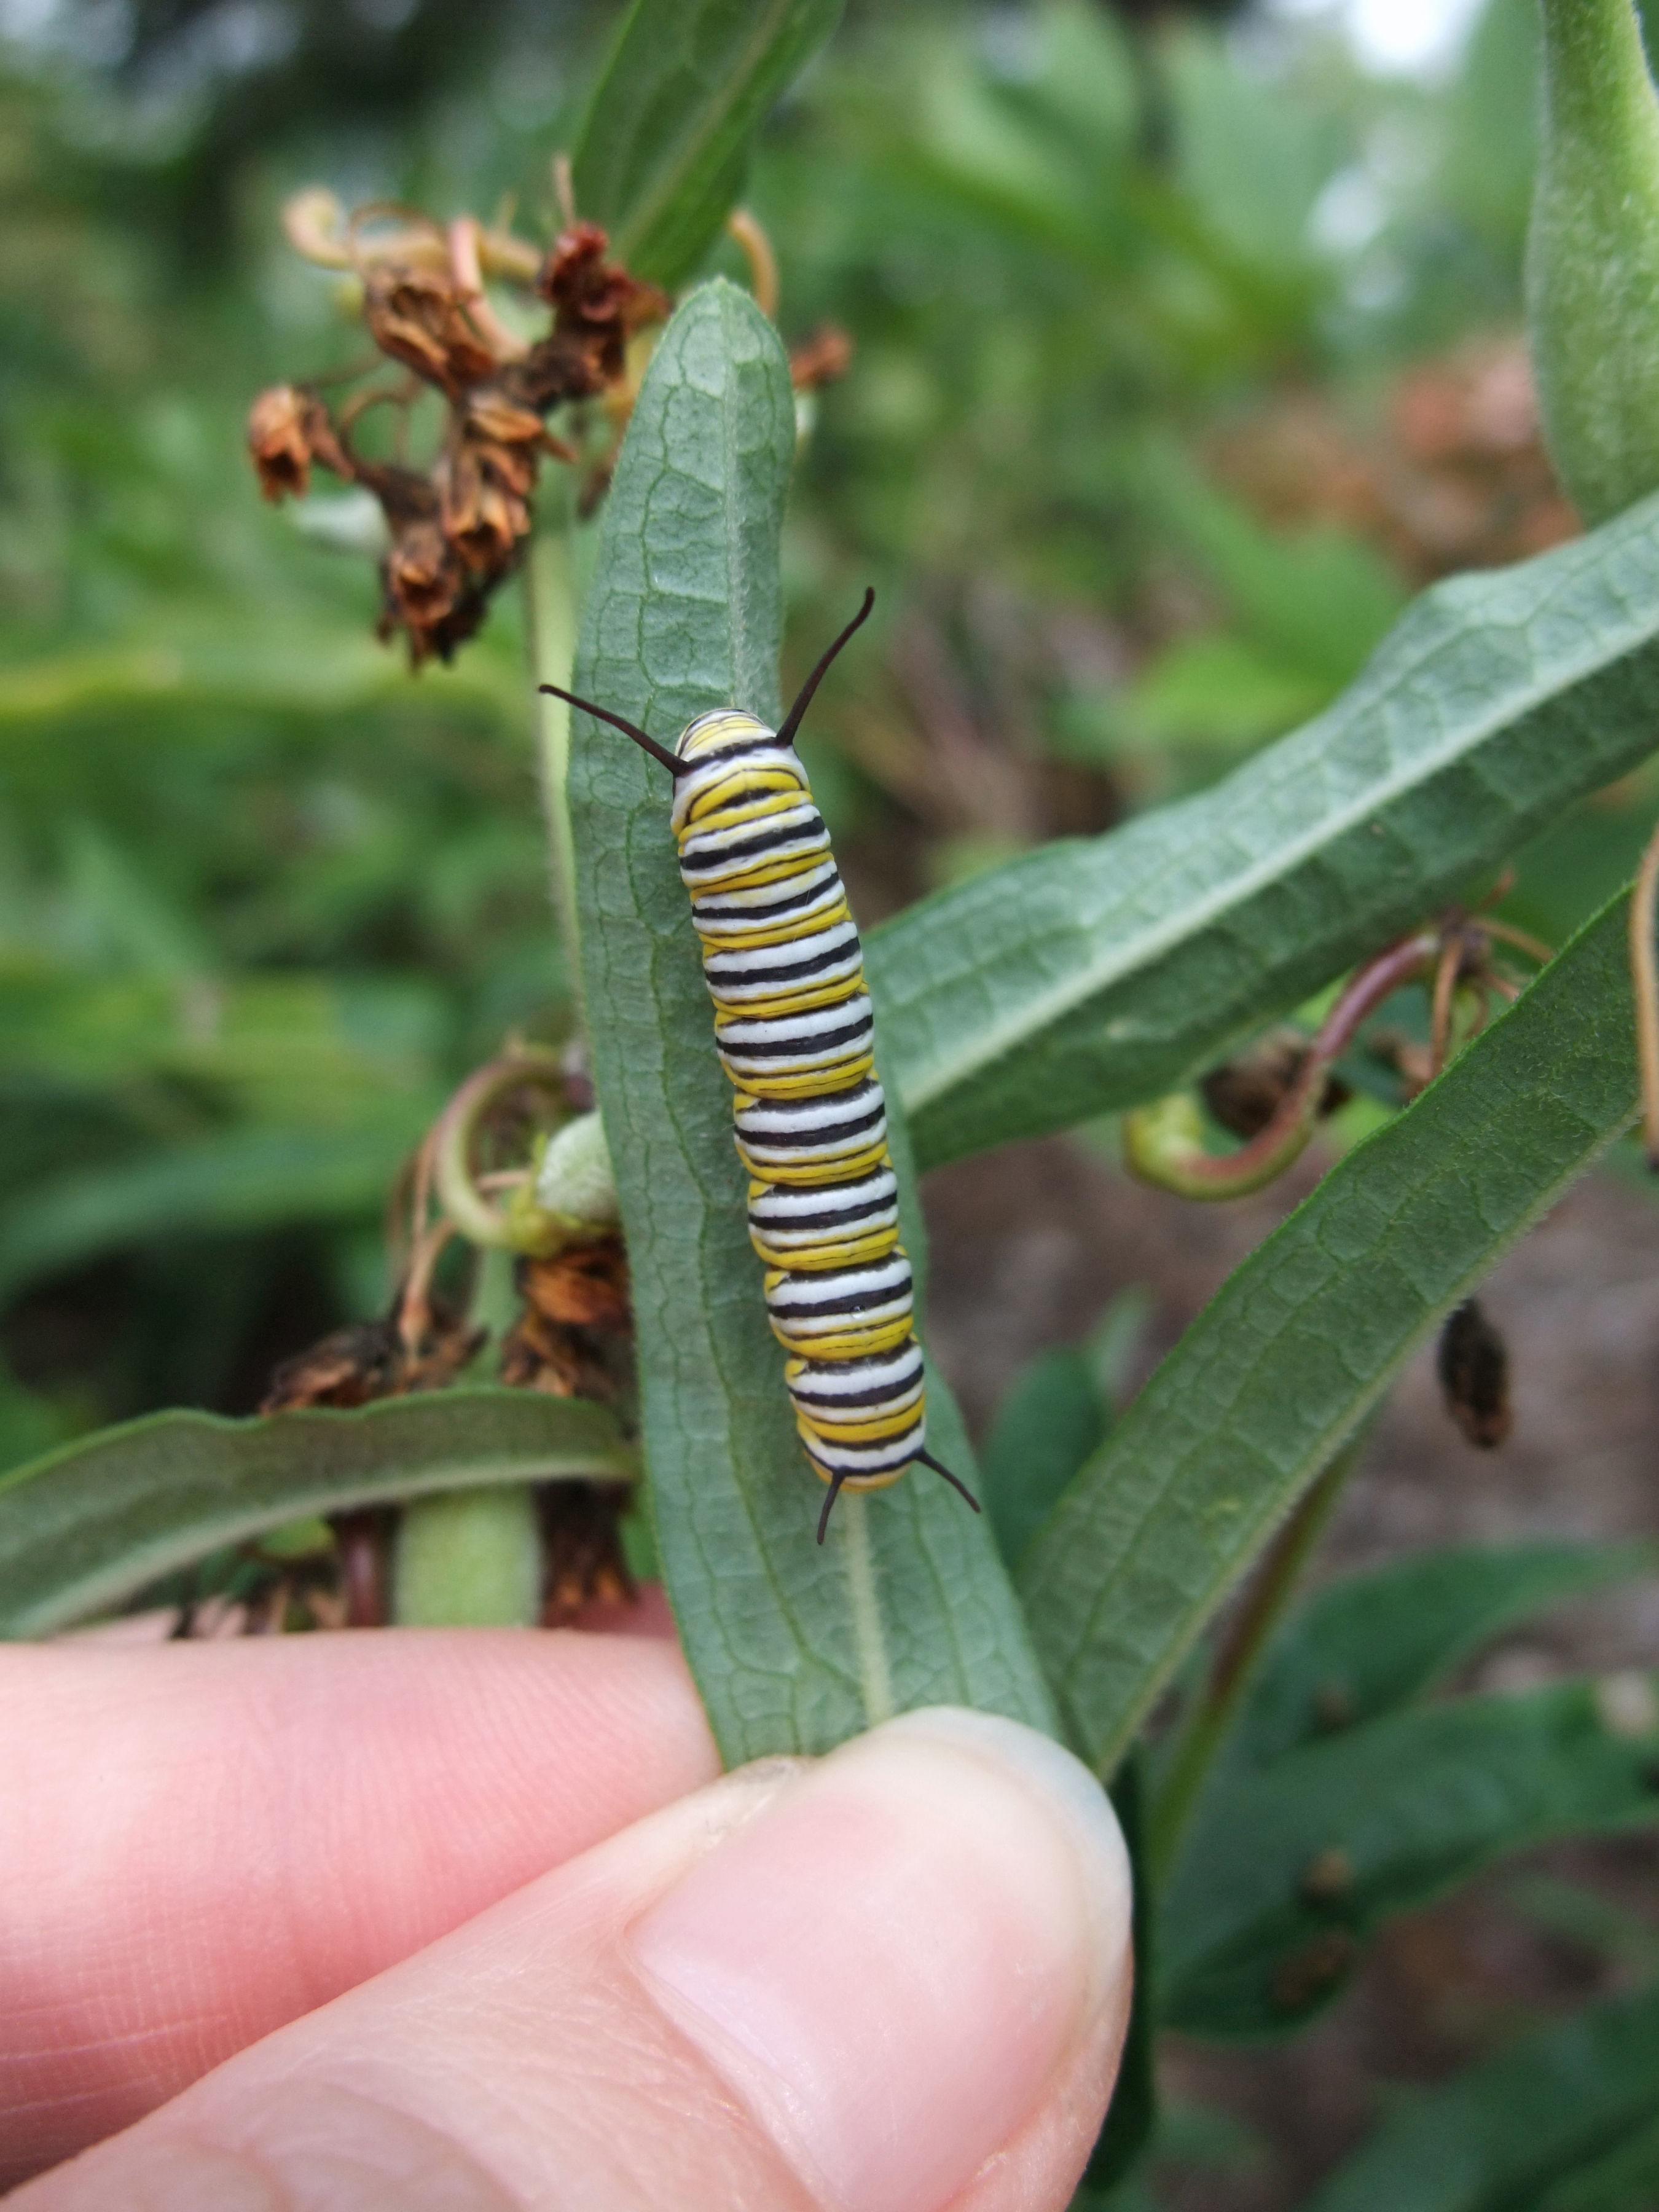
[512,222,670,410]
[260,1296,484,1411]
[467,388,569,482]
[252,203,669,663]
[538,1481,636,1624]
[379,516,492,667]
[362,264,502,398]
[521,1238,632,1330]
[246,383,351,500]
[437,442,528,574]
[384,516,463,624]
[500,1237,633,1404]
[789,324,854,391]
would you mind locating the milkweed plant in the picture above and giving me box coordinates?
[10,1,1659,2203]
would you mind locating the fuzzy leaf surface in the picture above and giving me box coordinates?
[1019,893,1641,1774]
[572,0,842,287]
[0,1389,632,1637]
[566,281,1054,1763]
[868,495,1659,1169]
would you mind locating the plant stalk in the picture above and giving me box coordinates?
[527,519,585,1018]
[388,1251,544,1626]
[1145,1432,1365,1880]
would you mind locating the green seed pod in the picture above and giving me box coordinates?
[1526,0,1659,524]
[391,1487,543,1627]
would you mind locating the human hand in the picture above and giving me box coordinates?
[2,1620,1132,2210]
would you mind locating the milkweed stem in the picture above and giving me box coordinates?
[726,208,780,321]
[1125,926,1441,1199]
[527,517,585,1019]
[1145,1430,1367,1880]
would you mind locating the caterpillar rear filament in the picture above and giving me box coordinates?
[543,590,979,1542]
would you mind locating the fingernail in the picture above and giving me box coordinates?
[630,1706,1132,2212]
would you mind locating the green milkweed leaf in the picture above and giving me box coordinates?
[1159,1674,1659,2037]
[0,1389,633,1637]
[572,0,844,288]
[978,1345,1110,1571]
[1529,2112,1659,2212]
[1296,1983,1659,2212]
[1083,1751,1159,2190]
[867,492,1659,1170]
[1224,1540,1658,1773]
[565,280,1055,1763]
[1019,890,1642,1776]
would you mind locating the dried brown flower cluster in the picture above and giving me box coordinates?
[248,210,669,665]
[259,1299,484,1413]
[500,1238,633,1405]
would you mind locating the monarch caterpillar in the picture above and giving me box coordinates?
[543,590,979,1543]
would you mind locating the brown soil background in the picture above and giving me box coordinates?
[922,1135,1659,2209]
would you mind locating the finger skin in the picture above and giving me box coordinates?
[0,1630,717,2184]
[14,1712,1134,2212]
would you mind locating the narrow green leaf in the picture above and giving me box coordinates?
[1019,891,1641,1775]
[867,493,1659,1169]
[980,1346,1110,1571]
[572,0,843,288]
[1531,2109,1659,2212]
[0,626,520,733]
[567,280,1056,1762]
[1159,1674,1659,2037]
[0,1127,422,1302]
[0,1390,633,1637]
[1226,1540,1658,1772]
[1296,1983,1659,2212]
[981,1293,1149,1571]
[1084,1752,1158,2190]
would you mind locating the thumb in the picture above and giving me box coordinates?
[18,1707,1134,2212]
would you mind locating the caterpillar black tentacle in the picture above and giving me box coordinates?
[543,590,981,1542]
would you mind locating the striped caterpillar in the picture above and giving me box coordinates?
[544,591,979,1542]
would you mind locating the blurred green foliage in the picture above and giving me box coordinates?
[3,0,1654,1464]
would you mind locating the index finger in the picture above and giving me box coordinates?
[1,1623,717,2187]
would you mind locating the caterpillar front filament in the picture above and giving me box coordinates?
[543,590,979,1542]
